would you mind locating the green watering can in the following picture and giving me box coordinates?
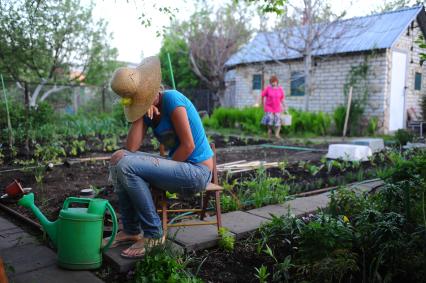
[18,193,118,270]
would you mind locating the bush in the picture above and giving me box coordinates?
[204,107,332,136]
[333,102,365,136]
[394,129,414,146]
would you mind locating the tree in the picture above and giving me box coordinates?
[159,30,201,90]
[0,0,118,107]
[181,2,253,105]
[370,0,423,13]
[258,0,348,111]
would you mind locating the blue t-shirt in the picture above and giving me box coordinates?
[144,90,213,163]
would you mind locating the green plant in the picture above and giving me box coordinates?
[394,129,414,146]
[263,245,293,283]
[69,140,86,156]
[254,265,270,283]
[150,137,160,150]
[102,135,119,152]
[218,227,235,252]
[34,142,66,163]
[134,246,202,283]
[367,116,379,136]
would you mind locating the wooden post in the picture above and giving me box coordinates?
[342,86,353,138]
[24,82,30,157]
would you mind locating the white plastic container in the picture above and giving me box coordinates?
[351,138,384,153]
[326,144,372,161]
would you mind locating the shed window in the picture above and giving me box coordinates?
[252,74,262,90]
[291,72,305,96]
[415,72,422,90]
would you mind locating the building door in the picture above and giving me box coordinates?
[389,51,407,131]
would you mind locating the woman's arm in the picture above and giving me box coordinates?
[170,106,195,161]
[126,117,147,152]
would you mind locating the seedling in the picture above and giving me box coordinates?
[254,265,270,283]
[218,227,235,252]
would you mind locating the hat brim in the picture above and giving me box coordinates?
[124,104,152,123]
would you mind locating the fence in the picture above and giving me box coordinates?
[0,80,215,114]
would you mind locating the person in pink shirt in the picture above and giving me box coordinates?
[261,75,286,139]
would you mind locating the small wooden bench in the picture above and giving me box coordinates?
[151,143,223,236]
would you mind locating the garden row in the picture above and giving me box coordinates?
[100,148,425,283]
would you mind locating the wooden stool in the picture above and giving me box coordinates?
[151,143,223,236]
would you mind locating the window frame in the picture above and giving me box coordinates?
[414,72,422,91]
[290,71,305,96]
[252,74,262,90]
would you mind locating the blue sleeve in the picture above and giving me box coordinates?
[163,90,187,116]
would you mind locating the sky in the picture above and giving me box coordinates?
[88,0,399,63]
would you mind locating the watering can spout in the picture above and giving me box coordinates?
[18,193,57,247]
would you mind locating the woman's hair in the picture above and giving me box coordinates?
[269,75,278,84]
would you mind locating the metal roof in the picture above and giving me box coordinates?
[225,5,425,67]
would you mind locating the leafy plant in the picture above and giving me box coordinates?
[367,116,379,136]
[394,129,414,146]
[263,245,293,283]
[218,227,235,252]
[134,246,202,283]
[254,265,270,283]
[34,142,66,163]
[102,135,119,152]
[69,140,86,156]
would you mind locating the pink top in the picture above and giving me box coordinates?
[261,85,285,113]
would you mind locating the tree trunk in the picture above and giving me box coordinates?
[303,52,312,111]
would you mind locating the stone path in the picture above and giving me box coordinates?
[104,179,384,273]
[0,213,104,283]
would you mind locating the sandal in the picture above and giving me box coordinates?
[103,232,143,248]
[120,240,146,259]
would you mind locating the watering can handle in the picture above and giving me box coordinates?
[62,197,91,208]
[101,202,118,252]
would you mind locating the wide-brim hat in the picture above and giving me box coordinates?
[110,56,161,122]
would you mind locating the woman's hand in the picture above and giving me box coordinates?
[146,105,160,119]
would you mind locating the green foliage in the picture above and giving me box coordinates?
[68,140,86,156]
[394,129,414,146]
[298,214,353,261]
[333,102,365,136]
[241,167,289,208]
[134,246,202,283]
[328,188,372,218]
[0,0,117,95]
[255,150,426,282]
[34,142,66,163]
[367,116,379,136]
[254,265,270,283]
[203,107,332,136]
[159,31,201,89]
[218,227,235,252]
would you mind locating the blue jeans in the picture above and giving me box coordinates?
[109,150,212,238]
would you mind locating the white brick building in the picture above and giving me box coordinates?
[225,6,426,133]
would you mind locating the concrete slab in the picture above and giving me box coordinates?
[306,193,330,209]
[103,239,184,273]
[280,196,326,216]
[205,211,268,239]
[247,204,294,220]
[11,265,104,283]
[103,243,136,273]
[2,244,57,277]
[168,221,219,251]
[0,217,18,231]
[0,227,39,250]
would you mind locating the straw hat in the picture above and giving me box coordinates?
[110,56,161,122]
